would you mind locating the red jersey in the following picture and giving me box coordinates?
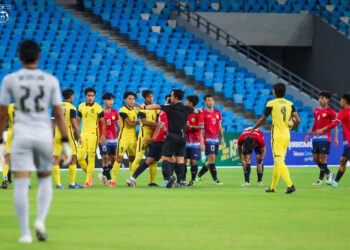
[313,106,336,142]
[327,107,350,147]
[99,108,119,145]
[185,113,204,148]
[155,111,168,142]
[202,108,222,145]
[237,127,265,148]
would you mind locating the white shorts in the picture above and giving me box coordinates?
[11,132,53,173]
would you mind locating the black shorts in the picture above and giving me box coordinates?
[162,133,186,157]
[312,141,330,155]
[99,144,117,155]
[205,144,219,156]
[243,147,262,156]
[147,141,164,161]
[185,147,201,160]
[342,146,350,159]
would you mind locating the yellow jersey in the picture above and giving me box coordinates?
[78,102,104,134]
[55,101,76,139]
[264,98,295,139]
[8,103,15,130]
[138,104,159,139]
[118,105,138,140]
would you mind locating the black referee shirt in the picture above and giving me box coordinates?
[160,102,194,137]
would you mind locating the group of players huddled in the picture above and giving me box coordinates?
[1,83,350,192]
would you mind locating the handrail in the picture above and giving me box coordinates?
[173,0,341,111]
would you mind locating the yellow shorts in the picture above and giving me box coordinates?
[54,133,77,156]
[272,137,290,159]
[136,136,150,154]
[5,129,12,154]
[78,132,99,153]
[117,138,137,157]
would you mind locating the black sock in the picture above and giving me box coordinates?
[170,162,175,175]
[162,169,168,181]
[182,164,187,182]
[191,164,198,181]
[8,170,12,181]
[257,164,263,182]
[335,170,344,183]
[174,163,184,184]
[107,165,113,172]
[208,164,218,181]
[162,160,172,181]
[198,164,208,177]
[244,164,251,183]
[133,162,149,179]
[319,163,330,180]
[102,166,111,181]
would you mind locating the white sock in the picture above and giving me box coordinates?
[36,176,53,224]
[14,178,31,237]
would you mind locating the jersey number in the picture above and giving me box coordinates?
[280,106,286,122]
[20,86,45,113]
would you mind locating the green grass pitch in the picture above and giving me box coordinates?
[1,167,349,249]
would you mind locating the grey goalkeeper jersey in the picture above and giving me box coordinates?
[0,68,62,135]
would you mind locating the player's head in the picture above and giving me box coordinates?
[204,94,214,109]
[243,136,255,155]
[171,89,184,103]
[62,88,74,102]
[103,92,114,108]
[19,40,41,66]
[318,91,331,107]
[85,87,96,104]
[142,90,154,105]
[124,91,137,107]
[165,94,171,105]
[273,83,286,98]
[185,95,199,108]
[340,93,350,108]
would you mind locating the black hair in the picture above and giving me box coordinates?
[342,93,350,105]
[243,136,255,154]
[165,94,171,104]
[85,87,96,95]
[123,91,137,99]
[62,88,74,100]
[165,94,171,100]
[103,92,114,100]
[172,89,184,101]
[204,94,214,101]
[319,91,331,100]
[186,94,199,106]
[142,89,153,98]
[19,40,41,63]
[273,82,286,98]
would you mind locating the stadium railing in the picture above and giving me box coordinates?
[173,0,341,111]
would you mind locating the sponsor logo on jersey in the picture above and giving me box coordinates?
[322,113,327,117]
[191,117,196,122]
[112,115,115,120]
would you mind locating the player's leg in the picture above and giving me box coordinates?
[312,141,322,183]
[197,144,211,181]
[206,145,222,184]
[130,138,145,176]
[128,157,156,186]
[319,141,333,183]
[173,139,187,187]
[327,148,349,188]
[188,159,198,186]
[111,140,128,184]
[241,153,252,186]
[256,153,264,185]
[84,135,98,187]
[99,145,109,185]
[52,137,63,189]
[77,135,88,173]
[1,153,10,189]
[68,155,83,189]
[127,140,137,172]
[148,161,158,185]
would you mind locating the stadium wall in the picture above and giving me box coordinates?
[193,12,313,47]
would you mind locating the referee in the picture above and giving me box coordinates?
[138,89,202,188]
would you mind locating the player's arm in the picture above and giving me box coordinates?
[99,112,106,145]
[188,124,204,130]
[53,106,68,139]
[305,121,315,143]
[145,122,164,144]
[119,112,139,127]
[290,105,300,131]
[77,109,82,127]
[219,122,225,146]
[0,105,8,143]
[138,112,157,127]
[51,119,56,136]
[317,111,343,135]
[237,144,246,169]
[200,130,205,151]
[70,110,82,145]
[144,104,161,110]
[116,121,121,132]
[251,105,272,133]
[334,125,339,147]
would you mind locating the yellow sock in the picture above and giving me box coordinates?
[85,152,96,184]
[270,163,280,190]
[111,161,122,181]
[53,164,61,185]
[77,151,87,173]
[69,164,77,184]
[278,161,293,187]
[2,164,9,177]
[130,151,143,176]
[149,161,158,183]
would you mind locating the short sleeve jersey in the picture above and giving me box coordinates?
[99,108,119,145]
[138,104,160,139]
[118,105,138,139]
[313,107,337,142]
[55,101,76,139]
[78,102,104,134]
[202,109,222,145]
[237,127,266,149]
[185,113,204,148]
